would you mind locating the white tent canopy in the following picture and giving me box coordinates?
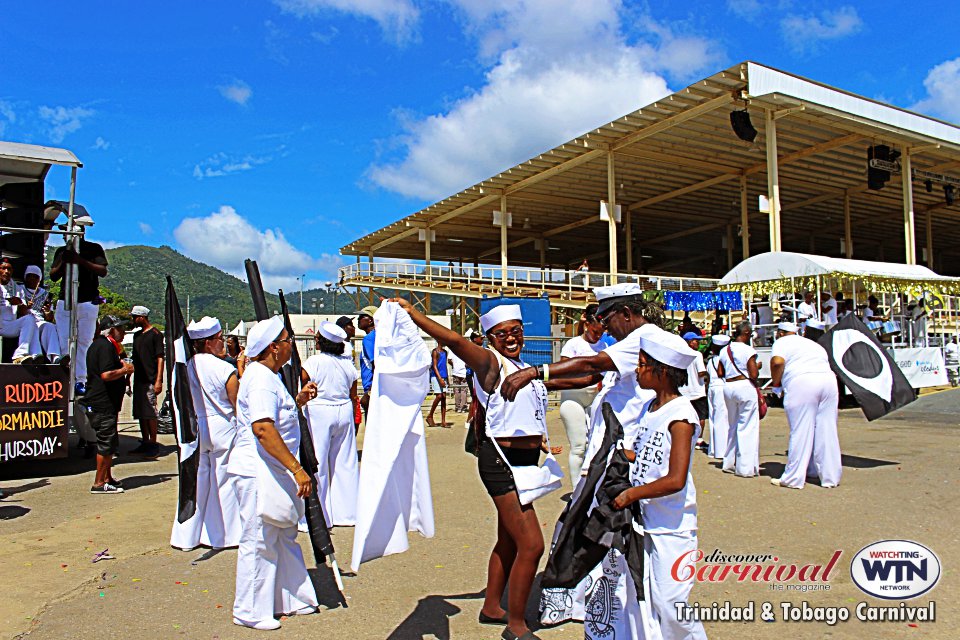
[719,252,960,294]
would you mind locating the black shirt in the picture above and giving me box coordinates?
[85,335,126,413]
[132,327,164,385]
[52,240,108,303]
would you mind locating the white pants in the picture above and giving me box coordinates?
[723,380,760,476]
[37,321,60,357]
[0,314,41,359]
[646,531,707,640]
[707,385,728,460]
[170,445,242,550]
[55,300,99,382]
[780,374,842,488]
[559,388,595,484]
[232,475,318,625]
[585,548,659,640]
[305,402,359,526]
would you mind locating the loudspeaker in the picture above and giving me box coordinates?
[867,145,892,190]
[730,110,758,142]
[0,181,45,279]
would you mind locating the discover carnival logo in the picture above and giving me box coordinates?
[850,540,941,600]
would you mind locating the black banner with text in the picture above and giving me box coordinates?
[0,365,69,462]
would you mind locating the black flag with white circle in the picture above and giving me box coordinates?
[818,314,916,421]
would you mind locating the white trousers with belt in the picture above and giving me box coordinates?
[305,401,359,526]
[707,384,728,460]
[780,374,842,488]
[232,475,318,625]
[55,300,98,382]
[170,416,242,550]
[722,379,760,476]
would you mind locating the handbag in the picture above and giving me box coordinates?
[255,458,305,527]
[726,345,768,420]
[485,350,564,504]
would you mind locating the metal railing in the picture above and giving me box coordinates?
[339,261,719,295]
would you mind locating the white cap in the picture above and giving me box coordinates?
[480,304,523,333]
[778,321,799,333]
[595,283,644,315]
[464,328,477,338]
[187,316,221,340]
[806,318,826,330]
[639,329,698,369]
[131,305,150,317]
[24,265,42,278]
[318,321,346,343]
[246,316,285,358]
[711,334,731,346]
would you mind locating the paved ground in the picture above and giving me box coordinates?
[1,391,956,640]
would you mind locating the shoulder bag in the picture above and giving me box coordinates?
[726,344,768,420]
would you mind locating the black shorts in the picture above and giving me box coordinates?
[477,439,540,497]
[691,396,709,422]
[89,411,119,456]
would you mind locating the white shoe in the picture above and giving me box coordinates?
[292,606,318,616]
[233,617,281,630]
[770,478,802,489]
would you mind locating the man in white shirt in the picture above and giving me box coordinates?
[447,346,469,413]
[0,258,44,364]
[796,292,819,329]
[820,292,838,325]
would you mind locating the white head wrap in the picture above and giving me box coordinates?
[480,304,523,333]
[639,329,698,369]
[777,321,799,333]
[187,316,222,340]
[131,305,150,317]
[246,316,285,358]
[318,321,347,343]
[711,334,731,346]
[24,265,42,279]
[805,318,826,330]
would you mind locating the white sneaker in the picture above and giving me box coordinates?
[233,617,281,631]
[292,606,318,616]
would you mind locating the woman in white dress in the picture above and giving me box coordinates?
[558,303,605,484]
[170,317,242,550]
[301,321,360,526]
[226,317,320,631]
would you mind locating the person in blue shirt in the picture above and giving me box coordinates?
[427,343,449,427]
[357,306,378,415]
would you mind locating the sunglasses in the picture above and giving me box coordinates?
[275,336,294,345]
[597,307,623,327]
[489,326,524,340]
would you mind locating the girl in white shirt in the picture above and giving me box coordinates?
[717,321,762,477]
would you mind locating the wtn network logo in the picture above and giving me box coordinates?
[850,541,941,600]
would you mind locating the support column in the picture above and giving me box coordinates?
[926,209,934,268]
[726,224,734,270]
[740,174,750,259]
[424,232,431,312]
[843,193,853,258]
[607,151,619,283]
[625,209,633,274]
[499,195,508,287]
[367,251,374,305]
[764,110,782,252]
[902,150,917,265]
[538,237,546,268]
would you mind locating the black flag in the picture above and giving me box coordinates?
[164,277,200,523]
[243,259,335,563]
[818,313,916,421]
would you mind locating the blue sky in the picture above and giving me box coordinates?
[2,1,958,291]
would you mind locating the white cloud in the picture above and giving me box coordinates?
[0,100,15,138]
[726,0,761,18]
[781,6,862,54]
[192,151,273,179]
[173,205,348,291]
[138,222,153,235]
[38,105,95,143]
[912,57,960,122]
[92,136,110,150]
[98,240,127,250]
[274,0,419,43]
[361,1,719,200]
[218,79,253,106]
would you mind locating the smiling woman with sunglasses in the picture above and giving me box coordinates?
[390,298,567,640]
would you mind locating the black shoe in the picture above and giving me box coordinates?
[90,483,124,494]
[479,612,509,625]
[129,441,149,454]
[501,629,541,640]
[107,478,123,489]
[139,443,161,458]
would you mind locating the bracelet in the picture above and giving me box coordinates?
[290,464,304,476]
[542,363,550,383]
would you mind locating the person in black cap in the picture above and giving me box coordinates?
[335,315,356,359]
[86,315,134,494]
